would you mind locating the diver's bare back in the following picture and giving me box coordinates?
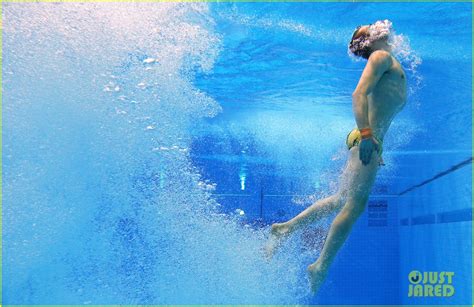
[369,55,407,140]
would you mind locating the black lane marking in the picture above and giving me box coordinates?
[397,156,473,196]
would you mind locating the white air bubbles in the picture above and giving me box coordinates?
[388,29,422,71]
[143,57,157,71]
[103,82,120,92]
[152,146,170,151]
[198,180,217,191]
[235,209,245,216]
[368,19,392,42]
[3,3,307,303]
[152,145,188,152]
[277,19,312,37]
[143,57,156,64]
[387,26,423,94]
[136,82,147,89]
[219,10,313,39]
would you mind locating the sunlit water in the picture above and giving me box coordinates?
[3,2,471,305]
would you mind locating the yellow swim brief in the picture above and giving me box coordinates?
[346,128,384,158]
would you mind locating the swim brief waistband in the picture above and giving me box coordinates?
[346,127,384,158]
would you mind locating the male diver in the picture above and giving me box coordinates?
[266,20,407,293]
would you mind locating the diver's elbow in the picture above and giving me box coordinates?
[351,91,366,99]
[351,91,368,106]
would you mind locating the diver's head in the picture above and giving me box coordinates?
[349,20,393,59]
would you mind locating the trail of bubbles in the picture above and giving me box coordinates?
[3,3,312,304]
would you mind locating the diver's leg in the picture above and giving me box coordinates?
[266,149,358,258]
[308,148,379,293]
[271,194,344,238]
[270,153,361,240]
[307,195,368,292]
[265,194,345,258]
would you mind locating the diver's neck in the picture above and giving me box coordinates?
[374,44,392,54]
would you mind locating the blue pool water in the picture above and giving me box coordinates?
[3,2,472,305]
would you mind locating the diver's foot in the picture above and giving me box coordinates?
[307,262,329,294]
[264,222,291,259]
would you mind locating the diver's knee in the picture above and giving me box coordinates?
[340,206,364,223]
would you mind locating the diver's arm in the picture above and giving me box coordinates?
[352,93,370,129]
[352,50,392,127]
[351,50,392,164]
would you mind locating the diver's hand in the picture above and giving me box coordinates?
[359,137,378,165]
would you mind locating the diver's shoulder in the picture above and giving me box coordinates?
[369,50,391,60]
[368,50,393,66]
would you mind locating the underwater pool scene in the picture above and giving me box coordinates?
[3,2,472,305]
